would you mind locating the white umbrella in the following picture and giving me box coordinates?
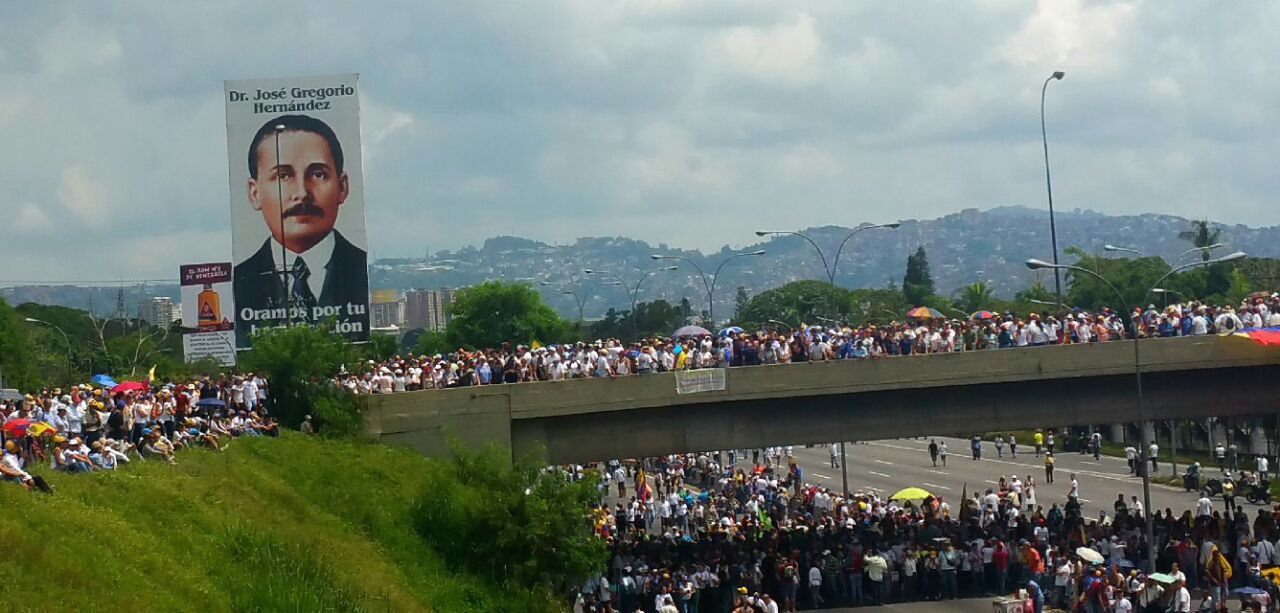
[1075,546,1104,565]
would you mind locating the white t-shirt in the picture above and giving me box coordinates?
[1113,596,1133,613]
[1173,586,1191,611]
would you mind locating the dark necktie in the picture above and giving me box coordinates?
[291,258,316,305]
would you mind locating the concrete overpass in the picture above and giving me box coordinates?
[362,336,1280,464]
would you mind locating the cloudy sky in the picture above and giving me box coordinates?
[1,1,1276,282]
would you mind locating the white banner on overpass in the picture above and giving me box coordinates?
[675,369,726,395]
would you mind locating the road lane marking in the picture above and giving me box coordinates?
[875,460,893,465]
[813,473,833,480]
[870,471,892,478]
[923,483,951,490]
[928,470,949,475]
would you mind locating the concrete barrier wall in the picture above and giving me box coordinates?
[364,336,1280,462]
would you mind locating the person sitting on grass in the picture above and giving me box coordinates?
[65,438,95,473]
[140,429,176,465]
[187,428,221,451]
[1,440,52,493]
[89,440,117,470]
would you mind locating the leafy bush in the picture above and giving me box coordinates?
[241,323,361,435]
[412,442,607,595]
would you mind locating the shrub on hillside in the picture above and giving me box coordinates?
[411,442,607,594]
[241,323,363,437]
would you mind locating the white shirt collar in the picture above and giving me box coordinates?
[268,232,336,300]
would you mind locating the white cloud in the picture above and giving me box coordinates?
[0,0,1275,281]
[55,165,108,226]
[14,202,52,232]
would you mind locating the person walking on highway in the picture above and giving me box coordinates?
[1150,442,1159,473]
[971,435,981,461]
[995,435,1005,458]
[1046,432,1055,455]
[829,443,839,469]
[1044,453,1055,484]
[1067,474,1079,500]
[1034,430,1044,457]
[939,441,949,467]
[928,440,939,467]
[1009,434,1018,458]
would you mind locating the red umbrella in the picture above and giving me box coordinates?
[1,419,33,436]
[111,381,147,394]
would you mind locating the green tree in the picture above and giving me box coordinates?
[444,281,575,349]
[0,298,41,390]
[587,299,684,341]
[415,330,451,356]
[1178,220,1222,262]
[955,281,996,313]
[1225,268,1254,306]
[412,441,607,594]
[734,286,750,321]
[734,280,851,330]
[240,324,362,436]
[1064,246,1172,311]
[902,247,935,306]
[365,333,399,363]
[845,288,912,325]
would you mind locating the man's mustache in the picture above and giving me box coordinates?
[282,202,325,218]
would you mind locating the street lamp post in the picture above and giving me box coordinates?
[650,251,765,325]
[540,281,590,321]
[1104,244,1224,261]
[753,223,899,496]
[25,317,73,386]
[584,266,678,339]
[1040,71,1066,313]
[755,223,900,286]
[1026,250,1246,570]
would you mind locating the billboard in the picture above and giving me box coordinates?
[225,74,370,347]
[180,263,237,366]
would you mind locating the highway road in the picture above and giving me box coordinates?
[727,435,1239,519]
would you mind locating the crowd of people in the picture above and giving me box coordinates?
[567,446,1280,613]
[0,375,284,492]
[340,295,1280,393]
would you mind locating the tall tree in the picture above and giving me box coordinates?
[956,281,995,313]
[733,286,751,321]
[1178,220,1222,261]
[0,298,40,390]
[902,246,935,306]
[444,281,575,349]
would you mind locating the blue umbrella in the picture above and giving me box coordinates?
[718,326,744,337]
[196,398,226,408]
[91,374,117,388]
[1232,587,1266,596]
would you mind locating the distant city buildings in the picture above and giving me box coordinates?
[405,288,454,332]
[138,296,177,327]
[370,289,405,330]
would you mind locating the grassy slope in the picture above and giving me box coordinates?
[0,435,560,612]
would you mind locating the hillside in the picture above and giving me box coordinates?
[5,207,1279,319]
[0,435,565,612]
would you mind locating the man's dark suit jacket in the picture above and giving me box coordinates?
[233,230,369,346]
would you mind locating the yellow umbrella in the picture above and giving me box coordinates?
[889,487,933,501]
[27,422,58,438]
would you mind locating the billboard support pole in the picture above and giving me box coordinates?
[273,124,291,327]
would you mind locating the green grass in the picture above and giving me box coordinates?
[0,435,565,612]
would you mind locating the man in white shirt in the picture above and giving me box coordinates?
[1196,493,1214,518]
[1172,579,1191,612]
[1150,442,1160,473]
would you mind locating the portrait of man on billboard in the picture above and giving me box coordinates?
[232,114,368,318]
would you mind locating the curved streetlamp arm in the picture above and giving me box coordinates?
[831,224,897,284]
[768,231,832,283]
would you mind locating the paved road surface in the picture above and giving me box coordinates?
[730,435,1241,518]
[826,597,1011,612]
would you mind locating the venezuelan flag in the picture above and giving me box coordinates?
[1227,326,1280,347]
[636,468,652,502]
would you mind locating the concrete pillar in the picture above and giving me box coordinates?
[1109,423,1125,443]
[1250,428,1268,455]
